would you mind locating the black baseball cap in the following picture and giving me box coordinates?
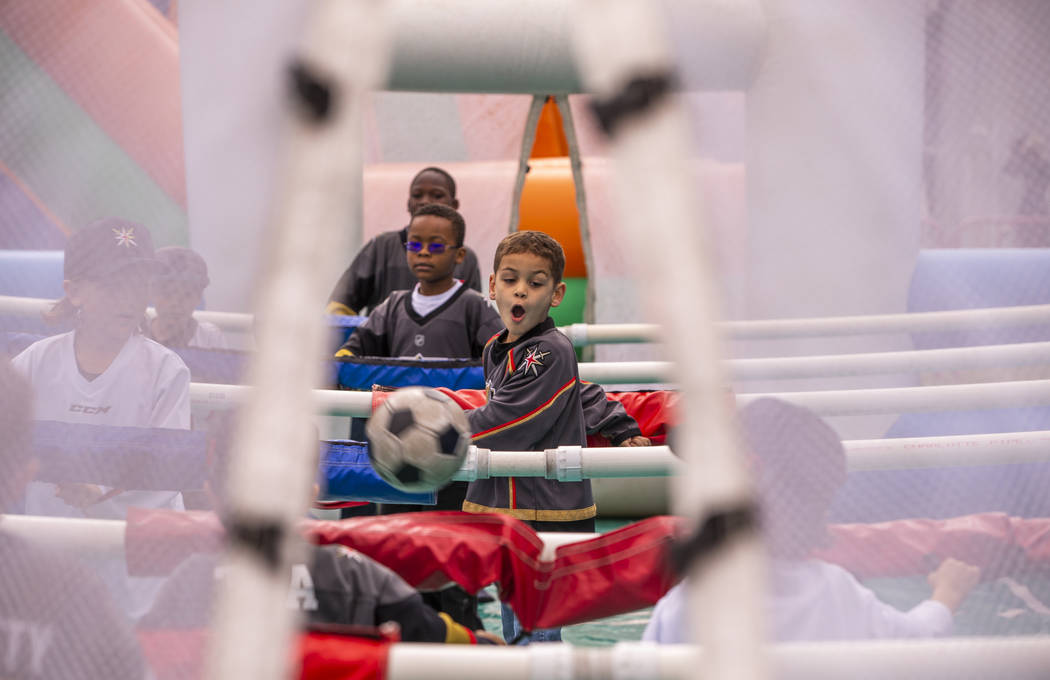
[64,218,156,281]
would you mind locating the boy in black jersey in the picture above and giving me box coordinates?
[327,167,482,315]
[464,231,646,643]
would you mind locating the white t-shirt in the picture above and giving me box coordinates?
[643,559,953,644]
[12,331,192,519]
[410,280,463,317]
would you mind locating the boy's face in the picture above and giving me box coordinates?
[66,266,151,340]
[406,214,464,289]
[489,251,565,343]
[407,171,458,215]
[152,277,205,320]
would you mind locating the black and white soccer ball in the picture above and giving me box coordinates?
[365,387,471,492]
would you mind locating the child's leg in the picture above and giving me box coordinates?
[501,517,596,644]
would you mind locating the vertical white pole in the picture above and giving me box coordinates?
[204,2,390,678]
[572,2,766,679]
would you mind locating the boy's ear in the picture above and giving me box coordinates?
[488,273,496,300]
[451,197,460,210]
[62,279,82,306]
[550,281,566,308]
[455,246,465,266]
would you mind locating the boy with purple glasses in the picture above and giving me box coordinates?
[326,167,482,315]
[335,204,501,360]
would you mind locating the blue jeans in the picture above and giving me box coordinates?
[501,601,562,644]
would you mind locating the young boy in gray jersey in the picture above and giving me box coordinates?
[464,231,645,643]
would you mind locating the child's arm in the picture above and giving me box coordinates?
[470,302,504,360]
[459,248,484,293]
[327,238,380,315]
[927,558,981,613]
[335,295,396,358]
[151,357,191,429]
[579,381,649,446]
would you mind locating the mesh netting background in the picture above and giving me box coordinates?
[1,0,1049,678]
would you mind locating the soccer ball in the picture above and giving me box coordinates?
[365,387,471,492]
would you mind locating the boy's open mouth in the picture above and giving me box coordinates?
[510,304,527,322]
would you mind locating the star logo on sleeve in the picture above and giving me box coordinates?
[520,347,550,377]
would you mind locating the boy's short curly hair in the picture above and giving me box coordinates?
[411,166,457,198]
[493,231,566,283]
[410,203,466,247]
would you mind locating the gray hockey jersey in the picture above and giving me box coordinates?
[463,318,595,522]
[140,544,474,643]
[337,286,502,359]
[328,228,482,315]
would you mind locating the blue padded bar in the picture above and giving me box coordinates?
[320,440,436,505]
[331,356,484,391]
[33,421,208,490]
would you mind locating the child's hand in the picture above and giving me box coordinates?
[928,558,981,612]
[475,630,506,645]
[55,483,107,509]
[619,436,652,447]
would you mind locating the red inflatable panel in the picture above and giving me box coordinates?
[814,513,1050,580]
[127,509,224,577]
[372,386,677,444]
[297,633,390,680]
[305,512,681,629]
[127,509,681,631]
[136,630,390,680]
[138,630,207,680]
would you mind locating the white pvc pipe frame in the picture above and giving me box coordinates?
[191,378,1050,418]
[3,294,1048,345]
[452,430,1050,481]
[383,639,1050,680]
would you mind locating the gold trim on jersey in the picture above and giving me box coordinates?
[461,501,597,521]
[439,612,474,644]
[325,301,356,316]
[334,348,354,358]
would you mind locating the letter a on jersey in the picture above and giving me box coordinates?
[287,564,319,611]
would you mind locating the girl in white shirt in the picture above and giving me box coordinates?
[12,218,191,519]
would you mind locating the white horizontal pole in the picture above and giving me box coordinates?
[451,445,681,481]
[190,378,1050,418]
[0,515,125,559]
[579,341,1050,383]
[723,304,1050,340]
[189,382,374,416]
[741,378,1050,417]
[387,638,1050,680]
[564,305,1050,344]
[4,294,1048,344]
[845,430,1050,471]
[0,295,255,332]
[727,341,1050,380]
[0,515,593,564]
[383,0,765,93]
[452,431,1050,480]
